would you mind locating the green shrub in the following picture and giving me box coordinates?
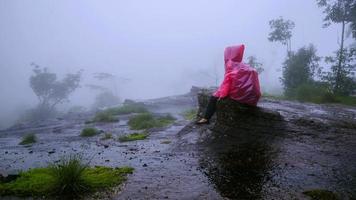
[320,92,340,103]
[101,133,113,140]
[0,155,134,198]
[128,113,175,130]
[182,109,197,120]
[118,132,149,142]
[293,84,326,102]
[156,114,176,126]
[19,133,37,145]
[105,104,148,115]
[93,111,118,123]
[80,128,99,137]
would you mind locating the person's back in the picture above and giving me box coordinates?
[213,45,261,106]
[228,63,261,106]
[197,44,261,124]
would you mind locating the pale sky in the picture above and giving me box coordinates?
[0,0,352,128]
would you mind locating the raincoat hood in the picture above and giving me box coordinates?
[224,44,245,71]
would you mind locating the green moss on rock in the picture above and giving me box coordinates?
[0,165,133,198]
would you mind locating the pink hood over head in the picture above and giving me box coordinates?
[213,44,261,106]
[224,45,245,72]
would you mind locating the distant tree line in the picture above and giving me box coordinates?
[268,0,356,102]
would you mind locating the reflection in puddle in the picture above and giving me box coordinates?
[200,129,280,199]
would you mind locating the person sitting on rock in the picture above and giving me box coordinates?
[196,44,261,124]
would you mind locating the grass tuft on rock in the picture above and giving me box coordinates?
[118,132,149,142]
[128,113,175,130]
[0,155,134,198]
[19,133,37,145]
[303,189,339,200]
[49,154,89,195]
[80,127,100,137]
[182,109,197,120]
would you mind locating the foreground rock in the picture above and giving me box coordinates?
[177,89,356,199]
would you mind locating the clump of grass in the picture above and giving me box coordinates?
[128,113,175,130]
[0,155,134,198]
[101,133,113,140]
[156,114,176,126]
[303,189,339,200]
[105,104,148,115]
[182,109,197,120]
[19,133,37,145]
[118,132,149,142]
[93,111,119,123]
[49,155,89,196]
[80,128,100,137]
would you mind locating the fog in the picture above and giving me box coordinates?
[0,0,348,128]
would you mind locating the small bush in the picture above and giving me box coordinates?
[118,132,149,142]
[80,128,99,137]
[93,111,119,123]
[101,133,113,140]
[128,113,175,130]
[106,104,148,115]
[156,114,176,126]
[19,133,37,145]
[182,109,197,120]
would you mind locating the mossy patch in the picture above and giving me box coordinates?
[19,133,37,145]
[303,189,339,200]
[0,159,133,198]
[80,128,100,137]
[160,140,171,144]
[128,113,175,130]
[182,109,197,120]
[118,132,149,142]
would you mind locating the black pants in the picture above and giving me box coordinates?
[204,96,218,120]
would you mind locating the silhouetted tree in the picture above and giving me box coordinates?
[268,17,295,54]
[281,45,321,97]
[323,48,356,95]
[247,56,264,74]
[317,0,356,93]
[30,64,82,113]
[88,72,128,108]
[351,2,356,38]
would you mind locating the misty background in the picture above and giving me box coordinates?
[0,0,350,128]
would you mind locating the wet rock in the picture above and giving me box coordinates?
[48,150,56,154]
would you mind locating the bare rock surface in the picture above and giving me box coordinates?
[0,87,356,199]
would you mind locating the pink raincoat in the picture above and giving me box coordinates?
[213,45,261,106]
